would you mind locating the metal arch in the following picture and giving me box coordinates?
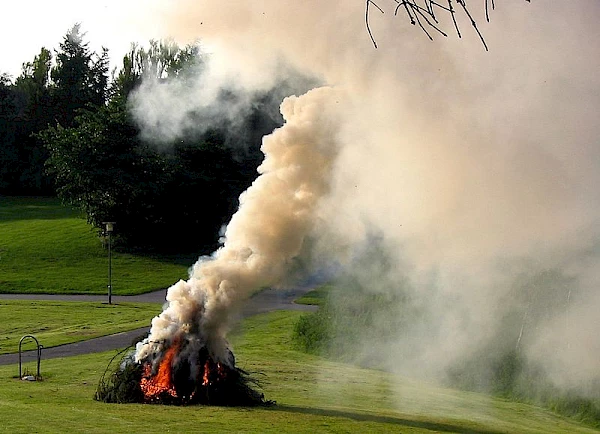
[18,335,43,379]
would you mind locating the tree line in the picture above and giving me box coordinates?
[0,25,307,253]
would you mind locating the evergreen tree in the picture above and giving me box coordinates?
[0,74,20,192]
[0,25,110,195]
[4,47,55,194]
[51,24,109,128]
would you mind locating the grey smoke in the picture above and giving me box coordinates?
[129,0,600,395]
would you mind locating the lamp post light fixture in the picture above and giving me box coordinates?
[103,222,116,305]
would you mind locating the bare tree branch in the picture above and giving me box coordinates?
[365,0,531,50]
[456,0,488,51]
[448,0,461,39]
[366,0,385,48]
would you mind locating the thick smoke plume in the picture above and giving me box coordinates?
[135,86,345,362]
[132,0,600,399]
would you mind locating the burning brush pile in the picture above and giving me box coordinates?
[95,334,268,406]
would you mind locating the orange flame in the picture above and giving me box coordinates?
[139,341,230,402]
[201,360,228,386]
[140,340,180,400]
[217,362,226,379]
[202,360,211,386]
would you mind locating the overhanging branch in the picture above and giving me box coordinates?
[365,0,531,50]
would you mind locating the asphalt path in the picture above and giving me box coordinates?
[0,286,317,366]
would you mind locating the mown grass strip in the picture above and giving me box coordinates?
[0,300,161,354]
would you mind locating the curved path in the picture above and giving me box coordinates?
[0,287,317,366]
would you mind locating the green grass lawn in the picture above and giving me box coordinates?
[0,311,597,433]
[1,198,598,432]
[0,300,162,354]
[294,284,332,306]
[0,197,193,295]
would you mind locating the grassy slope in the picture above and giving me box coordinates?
[294,284,331,306]
[0,197,191,295]
[0,300,162,354]
[0,311,597,434]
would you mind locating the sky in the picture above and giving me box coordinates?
[0,1,170,78]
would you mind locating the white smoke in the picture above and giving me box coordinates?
[135,86,347,362]
[127,43,318,146]
[130,0,600,394]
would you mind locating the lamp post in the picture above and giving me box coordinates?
[103,222,115,304]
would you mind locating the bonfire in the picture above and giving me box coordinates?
[95,334,269,406]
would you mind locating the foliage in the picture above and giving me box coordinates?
[94,351,145,404]
[0,25,109,195]
[447,347,600,428]
[1,48,55,194]
[40,98,170,246]
[293,309,330,354]
[39,36,295,252]
[50,24,109,128]
[0,75,20,191]
[292,284,418,367]
[40,93,272,252]
[112,40,202,99]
